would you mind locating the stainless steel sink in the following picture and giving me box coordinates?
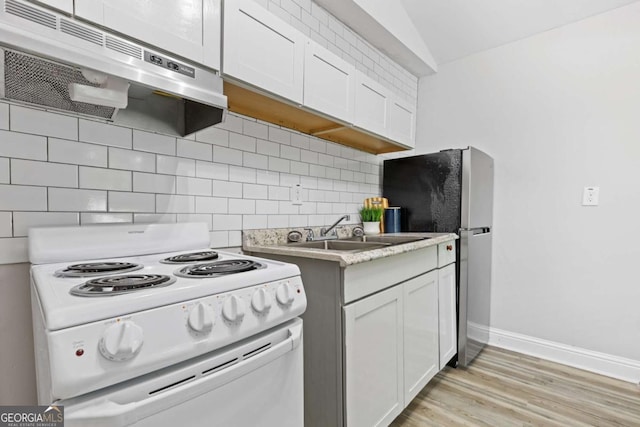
[341,235,429,245]
[287,240,389,251]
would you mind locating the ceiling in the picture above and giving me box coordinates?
[400,0,640,65]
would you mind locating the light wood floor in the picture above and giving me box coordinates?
[391,346,640,426]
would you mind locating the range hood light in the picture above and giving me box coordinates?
[68,74,130,109]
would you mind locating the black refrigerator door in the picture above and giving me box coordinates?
[383,150,462,233]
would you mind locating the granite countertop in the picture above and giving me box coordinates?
[243,226,458,267]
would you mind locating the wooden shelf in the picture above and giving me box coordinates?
[224,81,409,154]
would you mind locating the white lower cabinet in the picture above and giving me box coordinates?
[438,262,457,369]
[344,270,439,427]
[247,243,456,427]
[404,271,439,403]
[344,286,404,427]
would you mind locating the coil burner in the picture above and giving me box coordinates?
[70,274,176,297]
[175,259,265,278]
[161,251,219,264]
[56,262,143,277]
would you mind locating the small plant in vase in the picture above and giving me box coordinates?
[359,206,384,235]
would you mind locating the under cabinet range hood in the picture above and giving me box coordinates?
[0,0,227,136]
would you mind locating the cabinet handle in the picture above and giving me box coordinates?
[446,245,453,251]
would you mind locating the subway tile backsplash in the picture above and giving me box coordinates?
[0,102,381,263]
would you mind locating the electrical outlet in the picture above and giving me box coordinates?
[291,184,303,206]
[582,186,599,206]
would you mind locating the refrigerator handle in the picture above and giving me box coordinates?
[459,227,491,235]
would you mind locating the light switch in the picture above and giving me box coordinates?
[582,186,599,206]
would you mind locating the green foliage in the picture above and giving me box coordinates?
[359,206,383,222]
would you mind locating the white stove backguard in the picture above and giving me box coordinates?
[29,222,211,265]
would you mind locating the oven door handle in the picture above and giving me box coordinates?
[64,323,303,427]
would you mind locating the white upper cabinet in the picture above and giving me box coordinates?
[26,0,72,13]
[223,0,304,104]
[74,0,221,70]
[303,40,355,122]
[354,73,390,138]
[388,95,416,148]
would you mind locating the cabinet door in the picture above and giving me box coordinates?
[223,0,304,104]
[438,263,457,369]
[303,40,355,122]
[74,0,220,68]
[403,271,439,404]
[353,72,390,137]
[26,0,72,13]
[344,286,403,427]
[388,95,416,148]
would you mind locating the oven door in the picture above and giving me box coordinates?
[61,318,303,427]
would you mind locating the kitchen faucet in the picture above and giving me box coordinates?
[320,215,350,239]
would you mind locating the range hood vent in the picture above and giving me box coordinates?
[2,48,116,119]
[5,0,55,29]
[0,0,227,137]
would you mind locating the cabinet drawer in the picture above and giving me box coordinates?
[438,241,455,267]
[343,246,437,304]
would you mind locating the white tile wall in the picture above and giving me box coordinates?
[195,197,228,214]
[0,102,381,262]
[133,172,176,194]
[176,177,212,196]
[0,158,9,184]
[49,188,107,212]
[49,138,107,167]
[13,212,79,237]
[109,147,155,172]
[157,155,196,177]
[133,130,176,155]
[0,184,47,211]
[0,130,47,161]
[80,167,132,191]
[79,119,131,149]
[0,103,8,129]
[156,194,195,214]
[177,139,213,161]
[0,212,12,237]
[11,159,78,188]
[109,191,155,212]
[11,106,77,140]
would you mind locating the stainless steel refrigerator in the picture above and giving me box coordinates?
[383,146,494,367]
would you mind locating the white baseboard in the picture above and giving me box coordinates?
[488,327,640,384]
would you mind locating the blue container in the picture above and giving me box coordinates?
[384,207,401,233]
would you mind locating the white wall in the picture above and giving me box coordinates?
[415,3,640,362]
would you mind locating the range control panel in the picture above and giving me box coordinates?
[144,50,195,78]
[47,276,306,400]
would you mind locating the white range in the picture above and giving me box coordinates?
[29,222,306,427]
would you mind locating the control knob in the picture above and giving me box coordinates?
[222,295,246,323]
[99,321,144,361]
[251,288,272,314]
[188,302,215,334]
[276,282,295,306]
